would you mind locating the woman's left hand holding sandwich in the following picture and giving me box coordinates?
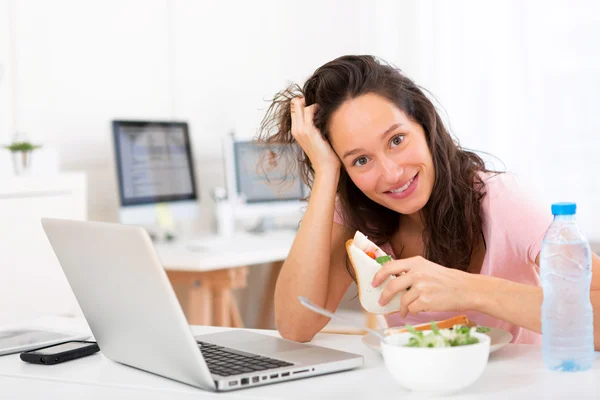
[371,257,480,317]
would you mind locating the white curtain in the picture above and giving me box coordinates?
[361,0,600,240]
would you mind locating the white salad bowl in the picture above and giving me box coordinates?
[381,332,490,394]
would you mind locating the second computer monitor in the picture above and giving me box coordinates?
[233,141,306,204]
[223,136,307,223]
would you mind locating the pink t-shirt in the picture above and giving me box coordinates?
[334,172,552,344]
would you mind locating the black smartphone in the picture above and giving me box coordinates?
[20,340,100,365]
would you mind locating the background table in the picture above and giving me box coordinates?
[154,230,296,328]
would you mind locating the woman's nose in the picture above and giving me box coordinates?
[380,156,404,184]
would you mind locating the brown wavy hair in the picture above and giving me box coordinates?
[258,55,499,273]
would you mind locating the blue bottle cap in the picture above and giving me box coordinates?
[551,202,577,215]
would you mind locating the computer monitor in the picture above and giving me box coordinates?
[222,134,307,232]
[112,120,199,233]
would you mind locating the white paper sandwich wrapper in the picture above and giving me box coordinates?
[346,231,404,314]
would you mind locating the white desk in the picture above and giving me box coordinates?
[154,231,297,272]
[153,230,296,328]
[1,317,599,399]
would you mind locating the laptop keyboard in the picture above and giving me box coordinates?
[198,341,294,377]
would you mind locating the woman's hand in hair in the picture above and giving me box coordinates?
[371,256,479,317]
[290,97,340,174]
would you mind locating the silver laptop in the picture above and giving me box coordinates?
[41,218,363,391]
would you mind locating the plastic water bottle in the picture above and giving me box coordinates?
[541,202,594,371]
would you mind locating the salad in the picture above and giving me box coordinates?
[404,322,490,348]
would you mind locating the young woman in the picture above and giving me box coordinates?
[258,55,600,347]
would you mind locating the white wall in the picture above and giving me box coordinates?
[1,0,599,329]
[1,0,599,237]
[0,0,14,153]
[0,0,381,231]
[371,0,600,240]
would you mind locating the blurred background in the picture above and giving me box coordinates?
[0,0,598,329]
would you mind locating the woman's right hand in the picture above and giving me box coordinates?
[290,97,340,174]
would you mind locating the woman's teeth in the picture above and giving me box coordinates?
[389,177,414,194]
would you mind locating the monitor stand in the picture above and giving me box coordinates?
[119,201,200,242]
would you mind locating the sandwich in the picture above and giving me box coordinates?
[346,231,405,314]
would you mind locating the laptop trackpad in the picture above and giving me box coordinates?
[235,337,309,354]
[195,330,310,355]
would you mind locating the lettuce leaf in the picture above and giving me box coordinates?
[375,255,392,265]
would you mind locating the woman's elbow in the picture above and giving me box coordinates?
[275,317,318,343]
[278,328,315,343]
[592,290,600,350]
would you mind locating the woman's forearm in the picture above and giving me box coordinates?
[274,169,340,341]
[471,274,542,333]
[471,275,600,350]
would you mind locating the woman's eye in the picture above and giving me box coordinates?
[353,157,369,167]
[390,134,404,148]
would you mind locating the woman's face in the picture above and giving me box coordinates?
[328,93,435,216]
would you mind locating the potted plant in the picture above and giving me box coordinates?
[4,138,42,175]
